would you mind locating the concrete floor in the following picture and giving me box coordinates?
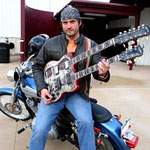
[0,55,150,150]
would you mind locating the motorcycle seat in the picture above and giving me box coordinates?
[91,102,112,123]
[61,99,112,123]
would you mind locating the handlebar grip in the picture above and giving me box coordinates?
[17,128,25,134]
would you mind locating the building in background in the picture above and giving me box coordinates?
[0,0,150,65]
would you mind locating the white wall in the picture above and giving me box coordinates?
[25,0,51,12]
[0,0,21,38]
[0,0,21,54]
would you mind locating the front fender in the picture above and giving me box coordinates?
[95,116,130,150]
[0,88,23,100]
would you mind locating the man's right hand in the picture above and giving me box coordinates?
[39,89,53,104]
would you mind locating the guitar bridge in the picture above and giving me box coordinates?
[54,78,61,90]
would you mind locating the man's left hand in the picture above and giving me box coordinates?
[97,59,110,76]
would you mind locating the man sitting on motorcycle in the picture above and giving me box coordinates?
[29,5,110,150]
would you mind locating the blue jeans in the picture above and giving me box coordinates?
[29,92,95,150]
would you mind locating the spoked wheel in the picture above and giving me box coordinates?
[96,136,115,150]
[0,93,30,120]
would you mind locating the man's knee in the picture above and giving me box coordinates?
[77,118,94,128]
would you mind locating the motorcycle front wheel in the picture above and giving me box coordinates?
[0,93,30,121]
[96,136,114,150]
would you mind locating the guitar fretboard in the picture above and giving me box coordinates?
[71,45,143,80]
[71,54,120,80]
[69,38,115,65]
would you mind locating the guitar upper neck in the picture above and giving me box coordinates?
[69,38,115,65]
[71,54,120,80]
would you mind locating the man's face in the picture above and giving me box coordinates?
[62,19,80,38]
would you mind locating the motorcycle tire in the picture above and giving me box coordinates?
[96,136,114,150]
[0,93,30,121]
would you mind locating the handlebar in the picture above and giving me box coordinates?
[19,54,35,72]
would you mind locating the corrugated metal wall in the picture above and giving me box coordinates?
[0,0,20,37]
[137,8,150,65]
[109,16,135,29]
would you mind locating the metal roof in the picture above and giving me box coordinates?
[55,0,143,22]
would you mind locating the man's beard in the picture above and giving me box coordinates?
[63,29,78,37]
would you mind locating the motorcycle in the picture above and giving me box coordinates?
[0,35,139,150]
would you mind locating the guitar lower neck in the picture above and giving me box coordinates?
[71,64,98,80]
[71,54,120,80]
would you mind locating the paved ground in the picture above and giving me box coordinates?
[0,55,150,150]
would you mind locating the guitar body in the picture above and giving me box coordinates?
[44,53,80,102]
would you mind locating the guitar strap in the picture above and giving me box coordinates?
[84,37,91,94]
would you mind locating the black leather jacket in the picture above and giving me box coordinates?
[32,34,110,101]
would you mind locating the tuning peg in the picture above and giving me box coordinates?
[123,44,126,48]
[134,46,137,50]
[128,29,131,32]
[133,28,136,31]
[119,32,122,35]
[138,26,141,29]
[129,40,135,45]
[142,24,145,27]
[124,31,127,34]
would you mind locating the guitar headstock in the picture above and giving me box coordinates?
[119,45,143,61]
[114,24,150,45]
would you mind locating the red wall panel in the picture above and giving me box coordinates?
[24,6,59,58]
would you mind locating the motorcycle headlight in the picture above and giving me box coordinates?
[7,70,19,82]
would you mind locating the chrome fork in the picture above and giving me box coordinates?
[10,80,20,111]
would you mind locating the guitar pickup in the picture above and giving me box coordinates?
[52,66,59,75]
[65,73,72,85]
[56,78,61,90]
